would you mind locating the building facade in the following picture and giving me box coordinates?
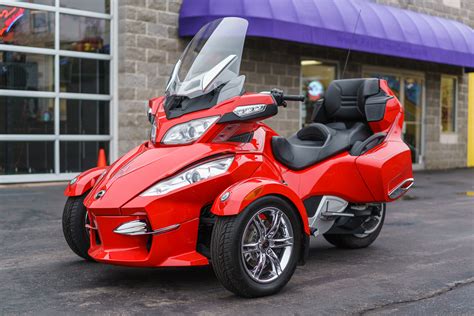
[0,0,473,183]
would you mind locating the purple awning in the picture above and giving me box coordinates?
[179,0,474,69]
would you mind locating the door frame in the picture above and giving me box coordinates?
[363,66,426,170]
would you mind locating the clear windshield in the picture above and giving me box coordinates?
[166,17,248,99]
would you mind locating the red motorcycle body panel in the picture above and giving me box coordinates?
[64,79,413,267]
[211,177,311,234]
[64,167,106,197]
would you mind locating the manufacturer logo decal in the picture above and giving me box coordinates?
[95,190,106,199]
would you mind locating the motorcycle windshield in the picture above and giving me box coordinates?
[166,17,248,99]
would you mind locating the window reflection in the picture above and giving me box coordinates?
[440,76,456,133]
[300,60,337,126]
[0,51,54,91]
[60,14,110,54]
[60,57,109,94]
[60,141,109,173]
[0,6,55,48]
[0,141,54,174]
[403,78,422,164]
[60,99,109,135]
[0,97,54,134]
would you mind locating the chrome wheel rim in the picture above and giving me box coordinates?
[353,204,385,238]
[241,207,294,284]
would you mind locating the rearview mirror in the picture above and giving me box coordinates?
[147,107,154,124]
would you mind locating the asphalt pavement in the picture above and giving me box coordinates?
[0,169,473,315]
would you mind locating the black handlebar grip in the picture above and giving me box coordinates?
[283,95,305,102]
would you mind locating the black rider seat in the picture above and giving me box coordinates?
[272,78,381,170]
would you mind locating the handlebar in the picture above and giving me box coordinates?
[283,95,305,102]
[270,88,305,107]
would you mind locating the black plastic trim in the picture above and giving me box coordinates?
[349,132,387,156]
[228,132,254,143]
[164,85,223,119]
[365,92,393,122]
[303,196,323,217]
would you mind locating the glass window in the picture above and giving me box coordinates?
[0,141,54,174]
[300,60,337,125]
[0,4,113,181]
[0,51,54,91]
[11,1,54,5]
[60,57,109,94]
[0,96,54,134]
[60,141,109,173]
[60,14,110,54]
[60,99,109,134]
[0,6,55,48]
[403,78,423,164]
[440,76,457,133]
[60,0,110,14]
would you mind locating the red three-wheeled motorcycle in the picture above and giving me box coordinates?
[62,17,413,297]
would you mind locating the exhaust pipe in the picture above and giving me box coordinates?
[388,178,414,200]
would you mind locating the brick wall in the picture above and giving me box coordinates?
[117,0,471,169]
[374,0,473,168]
[117,0,185,154]
[375,0,474,27]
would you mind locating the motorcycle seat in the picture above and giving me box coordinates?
[271,78,380,170]
[271,122,371,170]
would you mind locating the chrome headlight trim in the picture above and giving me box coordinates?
[114,220,180,236]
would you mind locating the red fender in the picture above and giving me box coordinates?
[64,167,107,197]
[211,177,310,235]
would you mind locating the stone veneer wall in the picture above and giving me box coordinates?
[117,0,472,169]
[117,0,185,154]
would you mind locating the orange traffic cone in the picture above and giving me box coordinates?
[97,148,107,167]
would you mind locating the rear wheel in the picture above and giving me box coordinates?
[62,192,94,261]
[211,196,302,298]
[323,203,385,249]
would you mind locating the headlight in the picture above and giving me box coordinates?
[162,116,219,144]
[141,156,234,196]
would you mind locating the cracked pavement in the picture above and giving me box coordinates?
[0,168,473,315]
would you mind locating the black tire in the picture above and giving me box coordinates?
[323,204,386,249]
[62,193,94,261]
[210,196,302,298]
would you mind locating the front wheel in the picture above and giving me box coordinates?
[210,196,302,298]
[323,203,386,249]
[62,193,94,261]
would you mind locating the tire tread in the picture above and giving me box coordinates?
[62,193,93,261]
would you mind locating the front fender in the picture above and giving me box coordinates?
[211,177,310,235]
[64,167,107,197]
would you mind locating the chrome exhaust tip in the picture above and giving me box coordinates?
[388,178,414,199]
[113,220,180,236]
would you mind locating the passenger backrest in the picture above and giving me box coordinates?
[312,78,380,123]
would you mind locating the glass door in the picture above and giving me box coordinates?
[364,69,424,165]
[403,78,423,164]
[300,60,337,126]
